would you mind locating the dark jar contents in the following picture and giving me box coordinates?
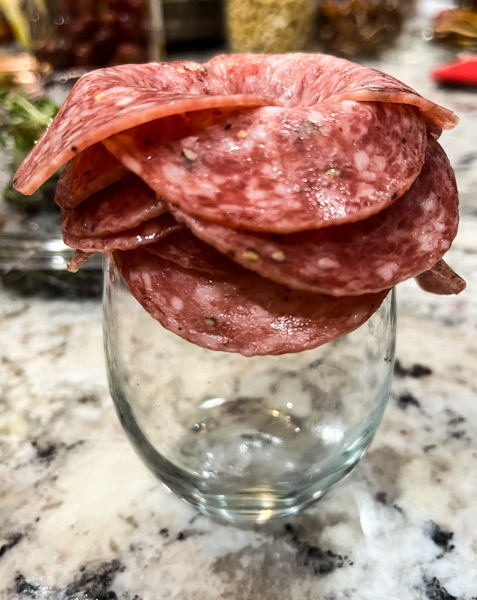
[24,0,156,70]
[316,0,413,58]
[0,10,14,45]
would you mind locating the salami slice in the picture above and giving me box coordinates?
[205,53,458,130]
[60,173,167,240]
[67,250,92,273]
[14,54,457,199]
[114,234,389,356]
[55,143,129,209]
[63,213,183,253]
[415,259,466,295]
[144,229,228,275]
[170,138,458,295]
[14,61,275,196]
[104,102,427,233]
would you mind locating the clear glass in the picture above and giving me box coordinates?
[21,0,165,72]
[103,255,396,523]
[225,0,316,53]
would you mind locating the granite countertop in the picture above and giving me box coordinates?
[1,12,477,600]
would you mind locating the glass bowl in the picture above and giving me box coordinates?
[103,254,395,523]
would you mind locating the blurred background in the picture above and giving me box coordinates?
[0,0,475,297]
[0,0,474,66]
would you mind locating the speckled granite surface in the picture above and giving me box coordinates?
[1,228,477,600]
[1,16,477,600]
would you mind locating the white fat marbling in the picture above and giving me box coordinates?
[2,15,477,600]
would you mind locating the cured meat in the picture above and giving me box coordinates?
[14,61,275,196]
[10,54,465,356]
[14,54,457,199]
[145,230,228,275]
[63,213,183,253]
[67,250,93,273]
[104,102,427,232]
[60,173,167,239]
[415,260,466,295]
[114,233,389,356]
[171,138,459,295]
[205,53,458,130]
[55,143,129,209]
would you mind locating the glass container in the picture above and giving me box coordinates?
[21,0,165,72]
[225,0,316,53]
[103,254,396,523]
[315,0,412,58]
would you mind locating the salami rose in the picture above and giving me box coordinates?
[12,54,464,356]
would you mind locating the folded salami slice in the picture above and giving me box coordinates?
[144,229,228,275]
[205,53,458,130]
[14,61,275,196]
[61,173,167,240]
[171,138,458,295]
[55,143,129,209]
[415,259,466,295]
[114,233,389,356]
[104,102,427,233]
[63,213,182,253]
[67,250,92,273]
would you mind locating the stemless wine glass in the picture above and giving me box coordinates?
[103,254,396,523]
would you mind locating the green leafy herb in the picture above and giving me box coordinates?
[0,88,60,213]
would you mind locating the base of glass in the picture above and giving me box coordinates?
[114,386,372,523]
[178,457,362,524]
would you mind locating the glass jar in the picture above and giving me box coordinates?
[103,255,395,523]
[225,0,316,53]
[21,0,165,72]
[315,0,410,58]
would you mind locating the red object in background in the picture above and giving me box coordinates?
[432,56,477,87]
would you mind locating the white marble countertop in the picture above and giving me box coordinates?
[1,12,477,600]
